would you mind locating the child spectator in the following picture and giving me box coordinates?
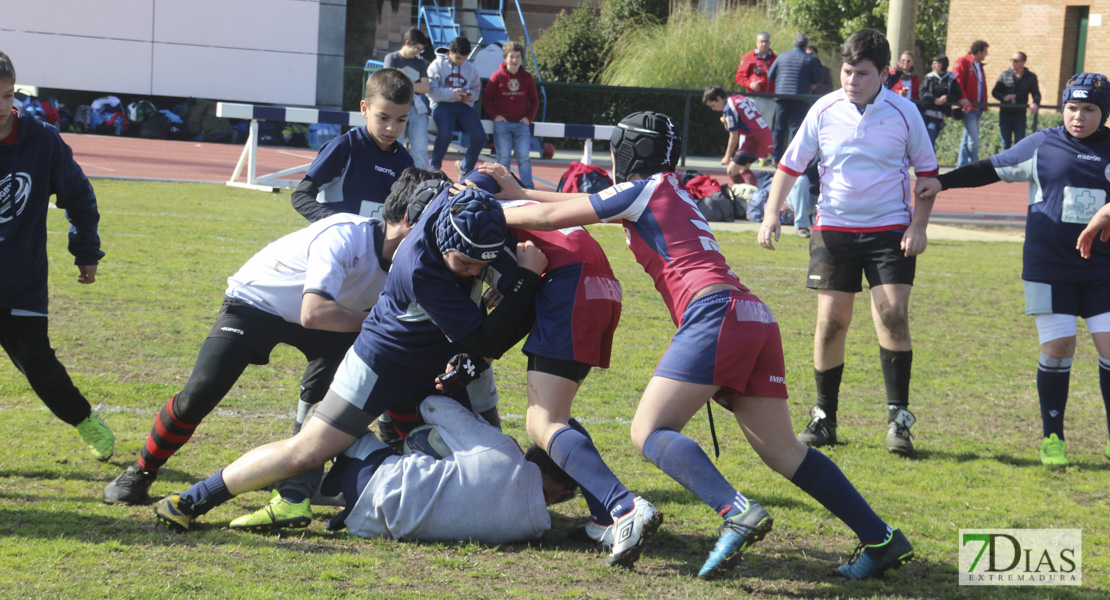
[384,28,432,168]
[919,54,962,148]
[0,50,113,462]
[291,68,415,222]
[758,29,939,457]
[482,41,539,188]
[428,37,487,175]
[702,84,773,187]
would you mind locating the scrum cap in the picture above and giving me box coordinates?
[434,189,506,262]
[610,111,681,184]
[407,179,453,225]
[1062,72,1110,124]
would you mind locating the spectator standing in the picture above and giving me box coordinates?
[482,41,539,189]
[807,46,834,95]
[735,32,777,144]
[384,28,432,168]
[992,52,1041,150]
[953,40,990,166]
[767,34,823,163]
[886,52,920,100]
[919,55,962,148]
[427,36,487,175]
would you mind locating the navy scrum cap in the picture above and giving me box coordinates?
[1062,73,1110,124]
[435,189,506,262]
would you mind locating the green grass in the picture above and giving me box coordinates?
[1,180,1107,598]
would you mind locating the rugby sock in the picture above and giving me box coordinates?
[179,470,233,517]
[642,428,749,520]
[138,395,199,473]
[879,347,912,415]
[568,418,615,525]
[814,364,844,420]
[548,425,634,522]
[1099,356,1110,438]
[791,447,889,544]
[1037,353,1072,440]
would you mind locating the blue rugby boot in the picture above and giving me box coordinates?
[697,500,773,579]
[837,528,914,579]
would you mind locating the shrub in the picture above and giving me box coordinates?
[533,4,608,84]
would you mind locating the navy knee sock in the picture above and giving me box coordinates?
[642,428,748,520]
[1037,353,1071,440]
[179,470,234,517]
[1100,357,1110,439]
[548,424,634,522]
[791,447,890,544]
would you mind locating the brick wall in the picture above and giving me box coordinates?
[946,0,1109,109]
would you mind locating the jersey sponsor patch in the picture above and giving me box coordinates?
[1061,186,1106,224]
[597,182,633,200]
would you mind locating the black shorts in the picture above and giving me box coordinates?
[806,230,915,293]
[208,297,357,365]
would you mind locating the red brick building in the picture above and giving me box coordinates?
[946,1,1107,108]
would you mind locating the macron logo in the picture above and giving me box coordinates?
[220,327,245,335]
[374,165,397,177]
[1078,154,1101,162]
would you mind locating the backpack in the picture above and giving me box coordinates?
[684,174,723,200]
[72,105,94,133]
[696,190,735,222]
[557,161,613,194]
[127,100,158,127]
[139,111,171,139]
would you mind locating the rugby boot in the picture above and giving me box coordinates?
[604,496,662,568]
[103,463,157,505]
[797,406,837,447]
[1039,434,1068,466]
[838,528,914,579]
[230,490,312,531]
[154,494,195,532]
[76,412,114,461]
[885,407,915,456]
[697,500,773,579]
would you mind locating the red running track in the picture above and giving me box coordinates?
[64,133,1028,218]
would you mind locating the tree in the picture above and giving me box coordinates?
[345,0,403,67]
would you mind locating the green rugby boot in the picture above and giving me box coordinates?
[230,490,312,532]
[75,412,114,461]
[1039,434,1068,467]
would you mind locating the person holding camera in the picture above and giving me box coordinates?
[428,36,487,175]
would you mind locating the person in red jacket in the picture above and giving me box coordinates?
[483,41,539,188]
[735,31,777,152]
[952,40,990,166]
[886,52,920,100]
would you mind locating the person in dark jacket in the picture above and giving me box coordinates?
[0,50,113,462]
[920,54,963,148]
[992,51,1042,150]
[767,34,822,162]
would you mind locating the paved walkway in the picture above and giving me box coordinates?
[64,133,1027,242]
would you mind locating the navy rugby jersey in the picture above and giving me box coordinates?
[305,126,413,220]
[991,127,1110,282]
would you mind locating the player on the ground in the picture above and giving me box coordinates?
[478,110,913,580]
[151,190,545,532]
[102,168,449,507]
[0,50,113,462]
[922,73,1110,466]
[758,29,939,456]
[702,85,774,186]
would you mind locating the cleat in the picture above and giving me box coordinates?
[230,490,312,531]
[604,497,662,568]
[697,500,773,579]
[798,406,837,447]
[1039,434,1068,466]
[838,528,914,579]
[568,519,612,546]
[76,412,114,461]
[154,494,194,532]
[885,407,915,456]
[103,463,158,505]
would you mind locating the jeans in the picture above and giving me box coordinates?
[923,116,945,148]
[493,120,533,188]
[772,99,809,162]
[400,104,429,168]
[786,173,815,229]
[998,112,1028,151]
[431,102,488,173]
[957,109,982,167]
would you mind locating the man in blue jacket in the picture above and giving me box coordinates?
[767,34,823,163]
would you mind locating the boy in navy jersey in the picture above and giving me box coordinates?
[291,68,415,223]
[0,50,113,462]
[920,73,1110,466]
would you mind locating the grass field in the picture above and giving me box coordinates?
[1,180,1107,599]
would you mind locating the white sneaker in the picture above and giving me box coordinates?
[585,519,613,546]
[604,496,662,568]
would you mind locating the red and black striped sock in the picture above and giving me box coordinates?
[137,396,199,472]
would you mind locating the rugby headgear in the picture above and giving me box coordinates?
[610,111,681,184]
[1062,72,1110,124]
[434,189,506,262]
[460,170,502,194]
[407,179,453,225]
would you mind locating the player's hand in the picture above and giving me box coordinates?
[758,215,781,250]
[482,286,503,309]
[720,156,730,166]
[476,162,525,199]
[435,353,488,392]
[515,240,547,275]
[914,177,943,201]
[901,225,928,257]
[77,264,97,284]
[1077,203,1110,258]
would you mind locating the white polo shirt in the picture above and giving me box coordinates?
[779,85,939,232]
[226,213,390,323]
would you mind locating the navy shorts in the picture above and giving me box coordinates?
[1024,279,1110,317]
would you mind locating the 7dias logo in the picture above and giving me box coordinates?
[959,529,1081,586]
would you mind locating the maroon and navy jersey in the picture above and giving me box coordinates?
[724,94,772,143]
[587,172,745,324]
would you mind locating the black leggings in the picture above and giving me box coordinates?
[0,314,91,425]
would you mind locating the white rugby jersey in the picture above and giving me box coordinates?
[225,213,390,323]
[778,85,939,232]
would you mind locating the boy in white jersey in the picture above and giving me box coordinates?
[758,29,939,456]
